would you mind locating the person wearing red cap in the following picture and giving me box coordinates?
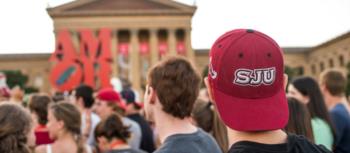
[144,56,221,153]
[205,29,331,153]
[94,88,142,150]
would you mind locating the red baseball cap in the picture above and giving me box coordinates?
[96,88,126,110]
[208,29,289,131]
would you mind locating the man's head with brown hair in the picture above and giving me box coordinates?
[144,56,201,120]
[320,69,347,97]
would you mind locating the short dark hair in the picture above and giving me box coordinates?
[148,56,201,119]
[320,69,347,96]
[75,84,94,108]
[29,94,52,125]
[94,113,130,143]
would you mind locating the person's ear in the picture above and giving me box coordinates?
[304,96,310,104]
[204,77,215,103]
[97,136,107,144]
[148,86,156,105]
[144,85,156,105]
[78,97,84,105]
[319,83,327,94]
[58,120,65,130]
[283,74,288,91]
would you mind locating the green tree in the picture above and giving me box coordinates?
[284,66,299,81]
[2,70,38,94]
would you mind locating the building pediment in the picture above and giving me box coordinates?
[48,0,196,17]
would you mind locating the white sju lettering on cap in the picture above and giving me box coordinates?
[209,57,217,79]
[233,67,276,86]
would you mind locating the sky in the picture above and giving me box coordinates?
[0,0,349,54]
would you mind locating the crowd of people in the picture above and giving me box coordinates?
[0,29,350,153]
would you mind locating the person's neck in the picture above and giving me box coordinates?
[126,110,139,116]
[326,95,345,110]
[154,110,198,143]
[110,138,130,150]
[55,131,76,144]
[227,128,287,146]
[77,104,88,113]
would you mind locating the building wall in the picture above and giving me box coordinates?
[0,56,51,92]
[194,52,209,76]
[306,36,350,78]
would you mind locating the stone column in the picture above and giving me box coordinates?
[150,28,159,66]
[129,29,141,92]
[185,28,195,62]
[111,30,118,77]
[167,28,177,56]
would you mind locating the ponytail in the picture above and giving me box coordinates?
[192,100,229,153]
[74,134,86,153]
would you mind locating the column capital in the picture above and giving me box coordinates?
[183,27,192,32]
[130,29,139,35]
[167,28,177,32]
[149,28,158,34]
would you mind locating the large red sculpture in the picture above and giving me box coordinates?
[50,29,112,91]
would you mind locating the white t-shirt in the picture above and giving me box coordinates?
[82,112,101,147]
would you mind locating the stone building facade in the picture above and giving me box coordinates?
[0,0,349,92]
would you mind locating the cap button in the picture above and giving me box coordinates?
[246,29,254,33]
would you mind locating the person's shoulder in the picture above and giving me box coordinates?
[197,128,220,144]
[156,129,221,153]
[289,134,332,153]
[228,141,264,153]
[134,149,147,153]
[153,148,181,153]
[123,117,138,126]
[108,149,147,153]
[154,139,187,153]
[330,105,350,122]
[35,145,47,153]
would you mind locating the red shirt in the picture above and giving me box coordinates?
[35,125,54,145]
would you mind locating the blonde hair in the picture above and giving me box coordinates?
[50,102,86,153]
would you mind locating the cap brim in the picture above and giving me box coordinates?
[213,87,289,131]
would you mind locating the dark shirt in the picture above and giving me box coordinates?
[228,134,331,153]
[154,128,222,153]
[330,103,350,153]
[107,148,146,153]
[127,114,156,153]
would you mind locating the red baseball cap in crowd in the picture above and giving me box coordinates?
[96,88,126,110]
[208,29,289,131]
